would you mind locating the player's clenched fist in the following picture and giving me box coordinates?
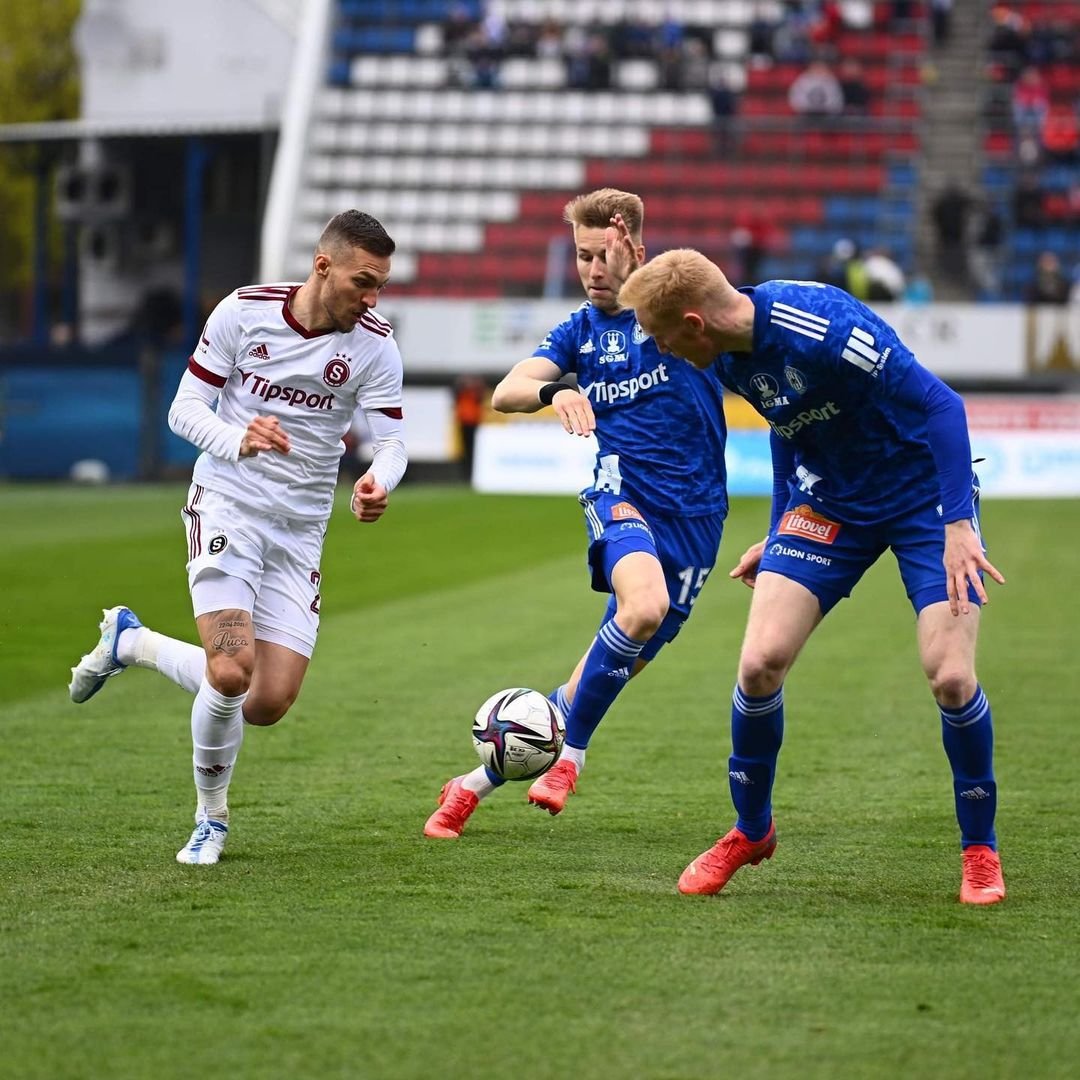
[240,415,291,457]
[351,472,389,522]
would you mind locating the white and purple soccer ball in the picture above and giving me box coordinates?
[472,688,565,781]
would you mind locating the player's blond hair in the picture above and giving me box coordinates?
[619,249,732,324]
[563,189,644,240]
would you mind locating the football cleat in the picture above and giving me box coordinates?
[68,605,143,703]
[423,777,479,838]
[527,759,578,815]
[176,813,229,865]
[960,845,1006,905]
[678,821,777,896]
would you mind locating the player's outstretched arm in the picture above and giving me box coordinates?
[943,520,1005,616]
[492,357,595,436]
[729,539,767,589]
[492,357,565,413]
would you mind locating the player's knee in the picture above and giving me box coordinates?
[618,592,668,641]
[242,690,297,727]
[929,666,977,709]
[738,645,791,695]
[205,654,253,698]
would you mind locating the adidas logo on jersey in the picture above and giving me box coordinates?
[579,340,595,353]
[248,343,270,360]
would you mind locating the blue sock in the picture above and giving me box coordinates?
[548,684,572,720]
[940,686,996,850]
[562,620,645,750]
[729,685,784,842]
[482,766,506,787]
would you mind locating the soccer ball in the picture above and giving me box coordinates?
[473,687,565,781]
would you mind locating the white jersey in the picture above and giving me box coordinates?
[186,283,403,521]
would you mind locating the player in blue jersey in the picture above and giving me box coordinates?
[620,249,1007,904]
[425,190,728,838]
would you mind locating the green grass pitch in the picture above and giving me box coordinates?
[1,483,1077,1079]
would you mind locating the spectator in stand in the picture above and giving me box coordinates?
[863,248,907,301]
[817,237,853,289]
[747,4,777,66]
[816,237,867,298]
[788,59,844,118]
[810,1,845,50]
[890,0,914,24]
[534,19,563,58]
[903,268,935,304]
[773,4,814,64]
[839,57,871,115]
[988,6,1030,81]
[1028,251,1071,304]
[443,2,478,52]
[930,0,954,46]
[675,38,713,92]
[454,375,487,482]
[1012,171,1045,228]
[1041,104,1080,164]
[611,17,656,59]
[931,181,974,285]
[1011,66,1050,139]
[968,199,1005,299]
[709,69,740,155]
[565,27,612,91]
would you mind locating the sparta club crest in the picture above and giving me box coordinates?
[324,355,351,386]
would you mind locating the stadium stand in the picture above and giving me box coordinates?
[982,0,1080,300]
[281,0,928,297]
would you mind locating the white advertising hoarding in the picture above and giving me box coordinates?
[384,299,1080,380]
[472,396,1080,498]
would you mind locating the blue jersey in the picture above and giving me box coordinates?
[716,281,943,526]
[534,303,728,517]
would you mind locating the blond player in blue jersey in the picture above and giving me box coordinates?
[425,190,729,838]
[620,249,1006,905]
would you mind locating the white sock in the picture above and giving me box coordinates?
[460,765,500,800]
[560,744,586,771]
[191,680,246,821]
[118,627,206,694]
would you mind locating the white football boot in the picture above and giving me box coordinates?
[68,605,143,703]
[176,812,229,865]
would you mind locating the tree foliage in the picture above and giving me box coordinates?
[0,0,82,292]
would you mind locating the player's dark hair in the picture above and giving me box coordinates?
[319,210,396,257]
[563,189,644,239]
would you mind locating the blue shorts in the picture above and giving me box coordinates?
[579,489,725,660]
[758,490,985,617]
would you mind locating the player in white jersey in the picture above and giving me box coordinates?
[68,210,409,865]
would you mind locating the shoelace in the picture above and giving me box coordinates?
[699,833,742,870]
[544,763,576,793]
[964,851,1000,889]
[440,787,474,826]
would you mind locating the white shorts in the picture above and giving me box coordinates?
[181,483,326,658]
